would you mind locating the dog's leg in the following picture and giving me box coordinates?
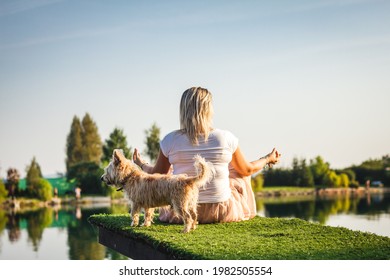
[130,203,141,227]
[142,208,154,227]
[189,206,198,230]
[188,193,198,230]
[179,206,193,233]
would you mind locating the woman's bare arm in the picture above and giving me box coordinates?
[230,146,281,176]
[133,148,171,174]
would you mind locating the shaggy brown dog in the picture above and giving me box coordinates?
[101,149,213,233]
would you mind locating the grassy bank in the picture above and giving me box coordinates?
[256,186,315,197]
[89,214,390,260]
[261,186,315,192]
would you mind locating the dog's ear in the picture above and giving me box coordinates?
[113,149,124,165]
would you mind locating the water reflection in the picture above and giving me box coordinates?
[256,191,390,236]
[0,203,129,260]
[5,210,21,243]
[0,192,389,259]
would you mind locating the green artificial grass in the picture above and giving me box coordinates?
[88,214,390,260]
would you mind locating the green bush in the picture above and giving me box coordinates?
[251,174,264,192]
[339,173,350,188]
[35,179,53,201]
[67,161,105,195]
[349,180,360,188]
[107,186,125,199]
[0,179,8,202]
[263,168,292,186]
[323,170,341,188]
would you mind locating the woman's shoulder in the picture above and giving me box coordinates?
[211,128,239,151]
[160,130,187,156]
[212,128,237,139]
[161,129,186,143]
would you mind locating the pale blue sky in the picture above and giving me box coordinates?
[0,0,389,177]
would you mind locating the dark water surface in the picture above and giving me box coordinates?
[257,191,390,237]
[1,192,389,260]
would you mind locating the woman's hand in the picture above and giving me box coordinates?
[133,148,171,174]
[266,148,281,166]
[133,148,146,167]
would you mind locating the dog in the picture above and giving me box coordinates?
[101,149,213,233]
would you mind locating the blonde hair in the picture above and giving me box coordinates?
[180,87,213,145]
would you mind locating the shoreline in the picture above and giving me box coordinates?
[2,187,388,210]
[256,186,389,198]
[0,196,128,211]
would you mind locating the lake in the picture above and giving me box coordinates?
[1,191,389,260]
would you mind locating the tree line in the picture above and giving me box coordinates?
[252,154,390,191]
[65,113,161,196]
[0,113,161,201]
[1,113,389,201]
[0,158,53,201]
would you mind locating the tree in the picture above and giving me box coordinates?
[341,169,356,182]
[359,158,384,170]
[291,158,314,187]
[65,113,105,194]
[339,173,350,188]
[323,170,340,188]
[263,168,292,187]
[349,154,390,186]
[6,168,20,199]
[291,157,301,186]
[24,158,53,200]
[300,159,315,187]
[251,174,264,192]
[66,116,83,172]
[34,179,53,201]
[81,113,103,164]
[0,178,8,202]
[102,128,132,163]
[67,162,104,195]
[309,156,329,185]
[66,113,103,171]
[144,122,161,163]
[26,157,43,187]
[25,157,44,198]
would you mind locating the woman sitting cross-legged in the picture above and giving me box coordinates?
[133,86,281,223]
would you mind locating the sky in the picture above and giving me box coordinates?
[0,0,389,178]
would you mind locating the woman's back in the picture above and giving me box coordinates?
[160,128,238,203]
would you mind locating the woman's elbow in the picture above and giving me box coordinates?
[237,167,254,177]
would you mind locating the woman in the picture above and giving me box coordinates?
[133,86,281,223]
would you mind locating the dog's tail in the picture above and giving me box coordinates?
[188,155,215,188]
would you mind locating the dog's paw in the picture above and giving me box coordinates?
[182,226,192,233]
[141,222,152,227]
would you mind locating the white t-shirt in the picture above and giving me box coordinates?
[160,128,238,203]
